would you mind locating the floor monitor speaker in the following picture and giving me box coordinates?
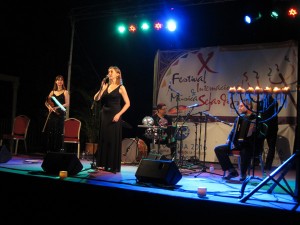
[41,152,83,175]
[0,145,12,163]
[135,158,182,185]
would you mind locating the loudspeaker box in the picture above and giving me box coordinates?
[41,152,83,175]
[0,145,12,163]
[135,159,182,185]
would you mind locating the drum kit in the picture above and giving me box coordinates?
[138,124,167,153]
[121,137,148,164]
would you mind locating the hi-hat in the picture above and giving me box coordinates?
[168,105,188,115]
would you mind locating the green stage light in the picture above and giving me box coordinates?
[141,23,149,30]
[117,25,126,34]
[270,10,279,19]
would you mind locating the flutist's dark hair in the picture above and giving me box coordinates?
[52,75,66,91]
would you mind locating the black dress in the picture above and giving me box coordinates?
[96,85,122,172]
[46,91,66,152]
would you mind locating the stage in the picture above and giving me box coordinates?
[0,152,299,224]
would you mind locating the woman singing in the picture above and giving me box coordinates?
[94,66,130,173]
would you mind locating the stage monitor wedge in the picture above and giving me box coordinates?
[135,158,182,185]
[41,152,83,176]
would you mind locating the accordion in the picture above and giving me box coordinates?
[231,115,254,149]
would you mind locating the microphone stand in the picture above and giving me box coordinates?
[174,107,194,168]
[89,76,107,170]
[168,82,181,163]
[194,111,221,177]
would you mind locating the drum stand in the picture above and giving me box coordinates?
[175,108,194,168]
[191,112,203,165]
[194,112,219,177]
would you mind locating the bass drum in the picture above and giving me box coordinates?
[121,138,148,163]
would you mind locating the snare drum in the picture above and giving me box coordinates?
[121,138,148,163]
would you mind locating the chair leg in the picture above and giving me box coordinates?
[77,144,80,159]
[15,140,19,155]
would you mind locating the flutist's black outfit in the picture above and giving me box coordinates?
[46,92,66,152]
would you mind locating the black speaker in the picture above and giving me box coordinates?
[0,145,12,163]
[135,159,182,185]
[41,152,83,175]
[147,153,169,160]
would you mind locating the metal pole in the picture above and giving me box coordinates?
[66,16,75,119]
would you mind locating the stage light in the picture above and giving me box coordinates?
[244,12,262,24]
[140,21,150,32]
[270,10,279,19]
[288,7,298,18]
[166,19,176,32]
[154,22,163,30]
[117,25,126,34]
[141,23,149,30]
[129,24,137,33]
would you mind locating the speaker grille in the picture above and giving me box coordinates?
[135,159,182,185]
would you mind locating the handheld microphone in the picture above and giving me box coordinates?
[103,75,109,81]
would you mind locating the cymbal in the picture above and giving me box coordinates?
[138,125,167,129]
[167,105,188,115]
[173,124,188,127]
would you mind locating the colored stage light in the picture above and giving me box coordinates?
[129,24,137,33]
[117,25,126,34]
[244,12,262,24]
[140,21,150,31]
[166,19,176,32]
[288,7,298,18]
[270,10,279,19]
[154,22,163,30]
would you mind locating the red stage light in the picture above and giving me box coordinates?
[129,24,137,32]
[288,7,298,18]
[154,22,163,30]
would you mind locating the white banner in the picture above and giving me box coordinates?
[153,40,298,165]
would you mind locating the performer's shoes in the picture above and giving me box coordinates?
[223,170,239,180]
[239,174,247,181]
[105,168,119,174]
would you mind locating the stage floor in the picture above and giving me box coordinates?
[0,153,299,213]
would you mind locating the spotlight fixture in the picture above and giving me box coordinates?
[288,7,298,18]
[270,10,279,19]
[244,12,262,24]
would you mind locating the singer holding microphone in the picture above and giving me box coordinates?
[93,66,130,173]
